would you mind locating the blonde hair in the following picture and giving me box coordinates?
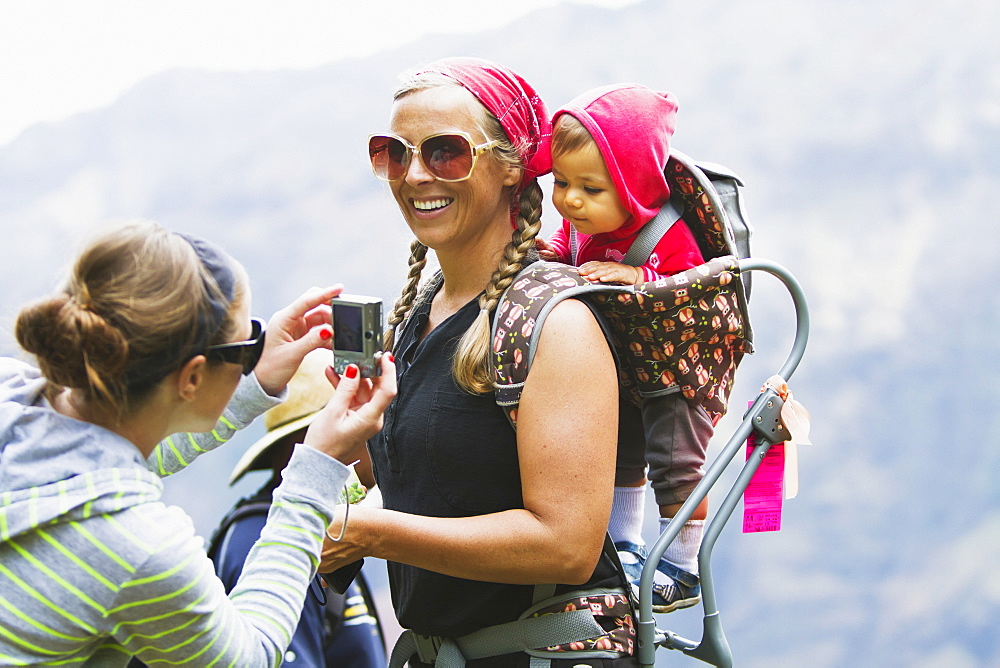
[16,220,244,417]
[383,73,544,394]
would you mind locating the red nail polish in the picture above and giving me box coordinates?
[319,327,333,341]
[345,365,359,379]
[387,353,395,363]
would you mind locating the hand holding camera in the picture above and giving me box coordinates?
[301,350,395,465]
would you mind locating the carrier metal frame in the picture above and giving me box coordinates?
[637,258,809,667]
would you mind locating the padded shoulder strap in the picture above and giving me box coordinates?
[491,262,626,429]
[493,255,751,424]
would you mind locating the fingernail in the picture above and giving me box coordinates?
[345,365,359,379]
[387,353,395,363]
[319,326,333,341]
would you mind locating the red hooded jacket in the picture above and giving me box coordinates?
[546,84,704,281]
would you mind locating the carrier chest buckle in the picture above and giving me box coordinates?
[414,633,442,663]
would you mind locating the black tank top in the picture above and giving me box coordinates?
[368,285,620,638]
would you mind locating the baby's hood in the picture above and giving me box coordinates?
[0,358,162,542]
[554,84,678,238]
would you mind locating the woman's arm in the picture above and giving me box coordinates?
[120,355,395,666]
[323,298,618,585]
[116,448,349,666]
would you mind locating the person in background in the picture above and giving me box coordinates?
[211,349,386,667]
[0,219,395,666]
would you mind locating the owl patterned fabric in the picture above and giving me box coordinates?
[492,257,748,429]
[531,593,635,655]
[591,255,748,421]
[667,153,742,266]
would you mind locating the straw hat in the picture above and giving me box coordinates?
[229,349,334,485]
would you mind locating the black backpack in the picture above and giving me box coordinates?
[205,492,381,645]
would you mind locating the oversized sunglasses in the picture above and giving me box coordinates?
[205,317,266,375]
[368,132,500,182]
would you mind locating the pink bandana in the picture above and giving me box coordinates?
[420,57,552,203]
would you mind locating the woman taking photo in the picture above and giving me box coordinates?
[322,58,636,666]
[0,220,396,666]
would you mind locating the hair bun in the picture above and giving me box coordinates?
[16,293,129,396]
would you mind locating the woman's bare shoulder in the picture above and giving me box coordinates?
[535,297,609,356]
[525,297,615,396]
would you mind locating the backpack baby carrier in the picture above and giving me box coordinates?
[493,149,755,427]
[489,149,810,667]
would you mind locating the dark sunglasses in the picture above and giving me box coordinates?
[368,131,500,182]
[205,317,266,376]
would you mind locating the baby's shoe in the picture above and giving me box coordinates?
[614,541,701,613]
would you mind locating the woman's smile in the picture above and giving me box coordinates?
[411,197,454,213]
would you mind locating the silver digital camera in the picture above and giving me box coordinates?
[331,294,384,378]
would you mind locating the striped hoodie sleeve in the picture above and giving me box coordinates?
[112,446,346,667]
[148,372,284,477]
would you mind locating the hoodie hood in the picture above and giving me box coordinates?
[554,84,678,239]
[0,358,162,542]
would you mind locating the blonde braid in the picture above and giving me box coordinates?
[452,180,544,394]
[383,239,428,352]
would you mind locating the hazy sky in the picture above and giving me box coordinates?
[0,0,638,147]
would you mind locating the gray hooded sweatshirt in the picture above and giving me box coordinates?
[0,358,349,666]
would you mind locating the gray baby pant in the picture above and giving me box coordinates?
[616,390,714,507]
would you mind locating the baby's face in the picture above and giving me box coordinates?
[551,142,630,236]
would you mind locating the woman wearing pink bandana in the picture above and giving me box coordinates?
[321,58,638,666]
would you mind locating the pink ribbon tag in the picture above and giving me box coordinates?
[761,375,812,446]
[743,431,784,533]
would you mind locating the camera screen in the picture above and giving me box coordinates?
[332,303,364,353]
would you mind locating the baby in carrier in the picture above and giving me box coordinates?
[537,83,713,612]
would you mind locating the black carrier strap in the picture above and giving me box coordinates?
[206,499,272,562]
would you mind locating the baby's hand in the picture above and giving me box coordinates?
[535,238,560,262]
[578,261,642,285]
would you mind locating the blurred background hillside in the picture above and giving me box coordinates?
[1,0,998,665]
